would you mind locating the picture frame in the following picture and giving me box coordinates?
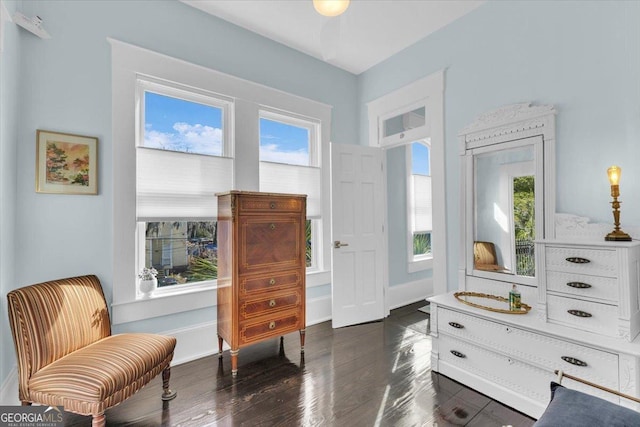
[36,130,98,195]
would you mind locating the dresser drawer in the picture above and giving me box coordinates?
[545,246,618,277]
[239,290,302,321]
[238,195,304,214]
[438,307,618,389]
[239,311,302,345]
[547,294,618,338]
[439,334,552,404]
[239,217,304,274]
[546,271,618,303]
[438,334,618,405]
[239,271,302,297]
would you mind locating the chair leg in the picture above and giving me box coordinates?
[21,401,32,406]
[161,366,177,401]
[92,413,106,427]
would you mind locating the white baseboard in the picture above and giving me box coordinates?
[305,295,332,326]
[387,278,433,311]
[0,367,19,405]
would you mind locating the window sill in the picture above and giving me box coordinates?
[408,257,433,273]
[111,285,217,325]
[111,270,331,325]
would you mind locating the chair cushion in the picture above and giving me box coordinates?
[534,382,640,427]
[28,333,176,412]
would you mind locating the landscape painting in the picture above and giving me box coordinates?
[36,130,98,195]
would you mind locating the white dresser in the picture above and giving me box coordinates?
[430,240,640,419]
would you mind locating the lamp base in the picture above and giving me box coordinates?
[605,230,632,242]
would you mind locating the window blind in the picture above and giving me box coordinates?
[137,147,233,221]
[411,174,432,232]
[259,161,321,217]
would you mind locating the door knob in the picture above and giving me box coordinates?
[334,240,349,249]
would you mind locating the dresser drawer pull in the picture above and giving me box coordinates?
[448,322,464,329]
[270,202,276,209]
[566,281,592,289]
[269,321,276,330]
[269,299,276,308]
[269,278,276,285]
[565,257,591,264]
[561,356,588,367]
[269,223,276,230]
[568,309,592,318]
[450,350,466,359]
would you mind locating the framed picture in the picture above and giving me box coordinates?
[36,130,98,195]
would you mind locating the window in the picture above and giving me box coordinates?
[135,78,233,294]
[367,71,444,283]
[258,110,322,271]
[513,175,535,276]
[112,40,332,323]
[408,141,432,261]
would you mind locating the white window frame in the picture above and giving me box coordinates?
[406,139,433,272]
[367,70,447,295]
[137,76,234,158]
[111,39,331,324]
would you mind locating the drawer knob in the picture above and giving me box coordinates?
[566,281,592,289]
[450,350,466,359]
[565,257,591,264]
[269,321,276,330]
[561,356,588,367]
[269,278,276,285]
[270,223,276,230]
[568,309,592,318]
[448,322,464,329]
[270,202,276,209]
[269,299,276,307]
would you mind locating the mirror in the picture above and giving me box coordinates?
[473,141,540,283]
[459,103,556,288]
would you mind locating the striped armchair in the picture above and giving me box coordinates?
[7,275,177,427]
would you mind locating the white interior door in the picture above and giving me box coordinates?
[331,143,385,328]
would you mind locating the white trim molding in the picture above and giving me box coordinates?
[387,278,434,312]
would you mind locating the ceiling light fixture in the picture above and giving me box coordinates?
[313,0,350,17]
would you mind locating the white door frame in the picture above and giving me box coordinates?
[367,70,448,307]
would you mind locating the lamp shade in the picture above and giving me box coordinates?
[313,0,350,17]
[608,165,621,186]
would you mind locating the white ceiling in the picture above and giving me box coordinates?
[182,0,485,75]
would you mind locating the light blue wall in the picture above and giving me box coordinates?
[3,0,357,386]
[0,0,20,390]
[359,0,640,291]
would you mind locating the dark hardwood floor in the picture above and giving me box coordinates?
[64,302,535,426]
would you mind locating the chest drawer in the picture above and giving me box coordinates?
[238,195,304,214]
[239,271,302,297]
[546,294,618,337]
[239,290,302,321]
[239,216,304,274]
[239,311,303,345]
[546,270,618,303]
[438,307,618,389]
[545,246,618,277]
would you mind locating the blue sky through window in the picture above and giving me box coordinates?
[144,92,223,156]
[412,142,430,175]
[260,118,310,166]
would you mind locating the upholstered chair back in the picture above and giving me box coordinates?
[7,275,111,401]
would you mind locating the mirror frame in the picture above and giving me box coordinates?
[459,103,556,290]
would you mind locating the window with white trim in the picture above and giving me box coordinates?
[408,140,432,262]
[258,110,322,271]
[112,40,332,323]
[135,78,233,295]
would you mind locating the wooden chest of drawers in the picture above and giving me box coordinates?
[216,191,306,376]
[539,241,640,341]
